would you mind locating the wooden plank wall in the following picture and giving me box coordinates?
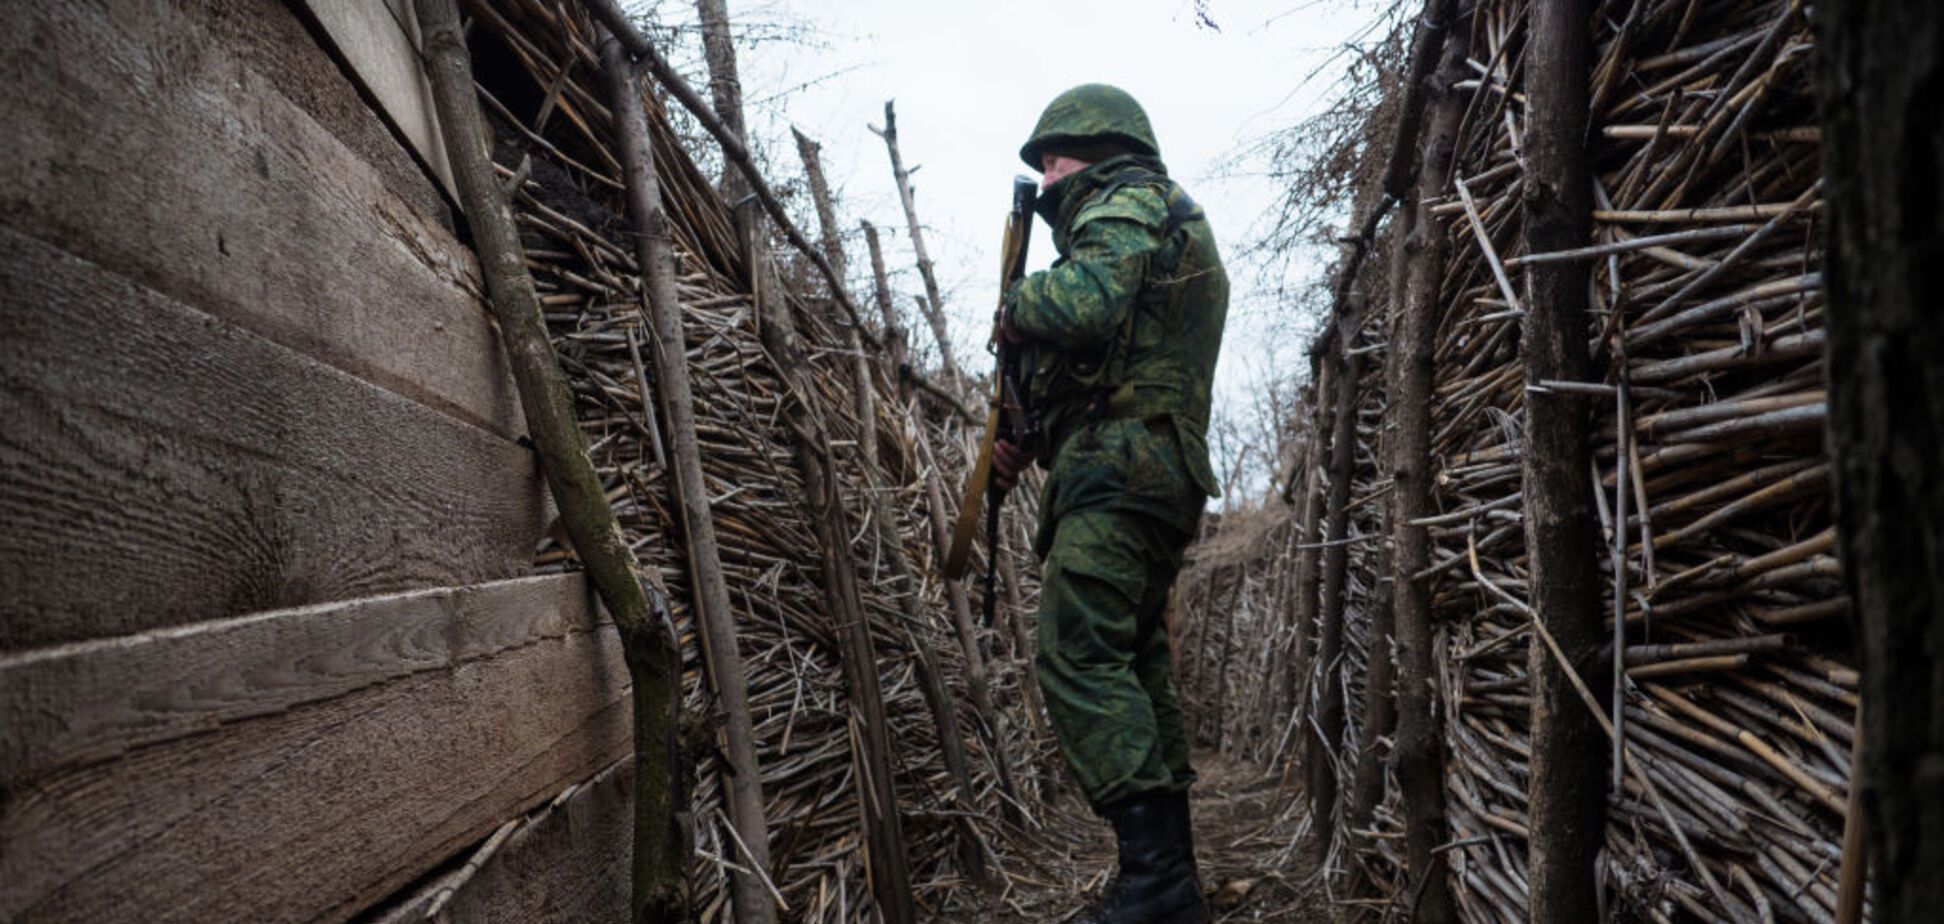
[0,0,633,920]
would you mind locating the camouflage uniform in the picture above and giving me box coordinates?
[1007,85,1229,811]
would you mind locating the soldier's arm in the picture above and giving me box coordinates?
[1006,187,1167,350]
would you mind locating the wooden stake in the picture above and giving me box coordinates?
[872,101,962,384]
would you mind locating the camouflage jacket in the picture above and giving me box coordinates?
[1006,154,1229,542]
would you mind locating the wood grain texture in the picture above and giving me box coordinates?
[0,0,518,437]
[0,574,633,924]
[0,574,593,787]
[0,226,548,647]
[300,0,457,202]
[368,760,635,924]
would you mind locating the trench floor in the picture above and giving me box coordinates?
[940,750,1328,922]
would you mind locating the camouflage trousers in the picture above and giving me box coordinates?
[1035,503,1198,810]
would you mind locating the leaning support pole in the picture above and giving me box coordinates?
[1386,8,1470,921]
[417,2,684,919]
[1521,1,1609,920]
[593,26,777,924]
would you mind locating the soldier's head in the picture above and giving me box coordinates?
[1020,83,1159,189]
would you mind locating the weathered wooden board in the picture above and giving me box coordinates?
[368,759,634,924]
[201,0,453,226]
[0,574,634,924]
[0,0,518,437]
[298,0,458,203]
[0,226,548,647]
[0,574,597,787]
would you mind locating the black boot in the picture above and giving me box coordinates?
[1074,794,1211,924]
[1167,793,1207,897]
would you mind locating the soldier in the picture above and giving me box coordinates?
[992,83,1228,924]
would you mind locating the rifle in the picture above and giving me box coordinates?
[943,176,1039,627]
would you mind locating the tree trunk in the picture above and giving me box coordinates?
[874,101,962,383]
[862,220,910,376]
[1386,9,1469,921]
[419,5,684,918]
[755,303,917,924]
[1521,2,1609,921]
[1817,3,1944,921]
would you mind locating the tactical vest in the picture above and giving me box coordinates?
[1027,162,1230,470]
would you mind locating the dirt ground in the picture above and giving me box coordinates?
[938,751,1329,923]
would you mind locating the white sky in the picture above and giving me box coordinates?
[645,0,1392,498]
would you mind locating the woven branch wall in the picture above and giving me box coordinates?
[459,2,1059,918]
[1185,1,1851,920]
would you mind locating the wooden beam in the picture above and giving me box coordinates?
[0,226,547,649]
[0,574,632,924]
[0,0,520,439]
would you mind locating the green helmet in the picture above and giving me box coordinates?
[1019,83,1160,170]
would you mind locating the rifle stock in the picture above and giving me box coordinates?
[943,176,1038,581]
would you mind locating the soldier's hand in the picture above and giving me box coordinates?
[992,438,1030,493]
[998,306,1029,345]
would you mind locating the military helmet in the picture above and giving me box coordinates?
[1019,83,1160,169]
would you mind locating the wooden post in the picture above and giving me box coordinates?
[1308,314,1359,844]
[872,101,962,384]
[1347,0,1461,811]
[416,3,684,919]
[1384,13,1468,923]
[588,22,777,924]
[791,128,847,282]
[861,220,909,375]
[692,0,762,296]
[756,317,918,924]
[1345,526,1395,832]
[1522,2,1609,920]
[1818,2,1944,919]
[1286,359,1331,766]
[1214,565,1245,748]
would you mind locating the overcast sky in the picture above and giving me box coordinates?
[645,0,1392,497]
